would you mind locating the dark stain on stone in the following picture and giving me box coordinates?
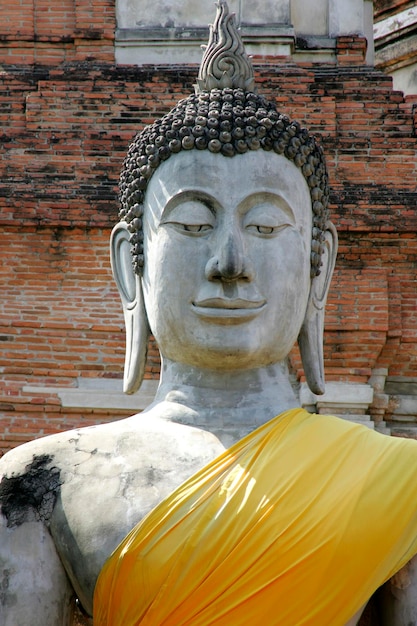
[0,455,61,528]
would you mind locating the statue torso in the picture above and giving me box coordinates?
[1,411,371,626]
[1,414,225,616]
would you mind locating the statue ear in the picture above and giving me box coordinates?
[110,222,150,394]
[298,222,338,395]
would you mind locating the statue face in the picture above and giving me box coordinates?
[142,150,312,370]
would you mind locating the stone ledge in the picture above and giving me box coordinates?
[114,26,341,66]
[374,6,417,44]
[385,377,417,395]
[295,35,337,50]
[115,25,296,65]
[300,381,374,410]
[116,24,295,42]
[300,381,377,430]
[23,378,158,412]
[388,395,417,421]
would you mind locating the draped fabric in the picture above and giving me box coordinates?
[94,409,417,625]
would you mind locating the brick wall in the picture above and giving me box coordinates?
[0,2,416,454]
[0,0,115,64]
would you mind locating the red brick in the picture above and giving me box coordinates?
[0,8,416,451]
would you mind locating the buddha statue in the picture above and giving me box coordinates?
[1,3,417,625]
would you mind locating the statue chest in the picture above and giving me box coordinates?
[49,422,225,614]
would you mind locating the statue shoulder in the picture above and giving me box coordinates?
[0,415,225,615]
[0,426,92,528]
[0,415,225,526]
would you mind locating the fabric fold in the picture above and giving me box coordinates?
[94,409,417,625]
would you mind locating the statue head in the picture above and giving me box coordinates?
[111,0,337,396]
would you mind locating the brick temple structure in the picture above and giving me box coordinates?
[0,1,416,451]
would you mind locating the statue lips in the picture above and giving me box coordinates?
[192,297,267,324]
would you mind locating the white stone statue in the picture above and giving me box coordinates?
[1,3,416,625]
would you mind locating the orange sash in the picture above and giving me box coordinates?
[94,409,417,625]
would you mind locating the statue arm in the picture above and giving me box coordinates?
[0,445,75,626]
[380,554,417,625]
[0,514,74,625]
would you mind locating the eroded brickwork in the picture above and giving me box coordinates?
[0,0,115,64]
[0,2,416,454]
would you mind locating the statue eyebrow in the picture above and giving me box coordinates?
[238,191,296,222]
[160,190,218,222]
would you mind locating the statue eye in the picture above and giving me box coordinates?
[161,200,215,236]
[245,222,288,237]
[255,225,275,235]
[182,224,213,233]
[243,203,292,237]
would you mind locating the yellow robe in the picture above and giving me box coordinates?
[94,409,417,625]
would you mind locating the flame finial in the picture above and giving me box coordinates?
[196,1,255,93]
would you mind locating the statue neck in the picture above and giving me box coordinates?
[145,358,300,445]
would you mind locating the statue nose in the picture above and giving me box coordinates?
[205,232,253,281]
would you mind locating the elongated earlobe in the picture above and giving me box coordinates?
[298,222,338,395]
[110,222,151,394]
